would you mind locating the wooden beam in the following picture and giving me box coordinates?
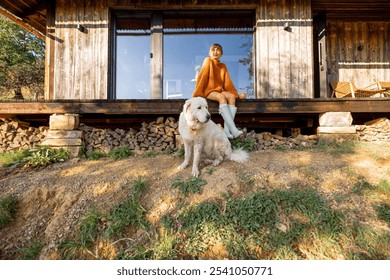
[0,8,45,40]
[0,99,390,115]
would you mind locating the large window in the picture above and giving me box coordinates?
[112,11,255,99]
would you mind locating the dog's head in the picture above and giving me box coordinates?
[183,97,211,128]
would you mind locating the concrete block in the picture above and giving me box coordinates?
[49,114,79,130]
[317,126,356,134]
[319,112,353,127]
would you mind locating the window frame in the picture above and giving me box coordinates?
[110,10,256,99]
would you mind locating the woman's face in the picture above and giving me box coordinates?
[209,47,222,61]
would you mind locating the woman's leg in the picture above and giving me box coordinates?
[207,92,242,138]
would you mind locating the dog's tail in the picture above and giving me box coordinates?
[228,148,249,163]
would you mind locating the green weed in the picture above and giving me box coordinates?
[0,194,18,229]
[105,178,149,236]
[87,150,106,160]
[179,201,222,230]
[108,147,133,159]
[23,146,69,167]
[79,210,101,247]
[231,137,256,152]
[144,151,159,158]
[171,177,207,196]
[375,203,390,225]
[160,214,174,230]
[226,192,278,232]
[20,241,44,260]
[152,231,178,260]
[347,222,390,259]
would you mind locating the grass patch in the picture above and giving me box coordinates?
[20,241,44,260]
[86,150,106,160]
[57,184,390,260]
[0,194,18,229]
[179,201,222,230]
[313,140,357,156]
[144,151,159,158]
[167,188,349,259]
[0,149,31,167]
[106,178,149,236]
[171,177,207,196]
[352,178,390,198]
[59,178,149,259]
[108,147,133,159]
[375,203,390,225]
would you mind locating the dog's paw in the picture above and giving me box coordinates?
[212,159,222,166]
[178,162,189,171]
[191,167,200,177]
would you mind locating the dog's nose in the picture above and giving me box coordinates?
[206,114,211,120]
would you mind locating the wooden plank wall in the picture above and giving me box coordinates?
[327,21,390,89]
[256,0,314,98]
[52,0,109,99]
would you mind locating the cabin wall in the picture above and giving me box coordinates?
[327,21,390,90]
[49,0,109,99]
[256,0,314,98]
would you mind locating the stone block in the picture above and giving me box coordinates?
[46,130,84,139]
[317,126,356,134]
[41,138,83,147]
[49,114,79,130]
[318,133,359,143]
[319,112,353,127]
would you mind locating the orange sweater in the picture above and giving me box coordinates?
[192,57,238,98]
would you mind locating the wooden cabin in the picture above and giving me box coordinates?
[1,0,389,101]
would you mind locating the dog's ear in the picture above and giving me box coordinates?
[183,99,191,113]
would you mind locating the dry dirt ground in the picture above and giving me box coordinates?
[0,142,389,259]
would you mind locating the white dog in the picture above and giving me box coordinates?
[178,97,249,177]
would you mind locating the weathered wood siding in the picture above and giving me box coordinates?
[50,0,109,99]
[327,21,390,90]
[256,0,313,98]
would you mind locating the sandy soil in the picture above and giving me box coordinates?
[0,142,389,259]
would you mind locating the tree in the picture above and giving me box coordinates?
[0,14,45,99]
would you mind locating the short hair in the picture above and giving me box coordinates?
[209,43,223,54]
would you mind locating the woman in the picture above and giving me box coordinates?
[192,43,243,139]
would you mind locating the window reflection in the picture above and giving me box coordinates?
[164,33,253,99]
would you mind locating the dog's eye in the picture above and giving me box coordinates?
[197,106,201,110]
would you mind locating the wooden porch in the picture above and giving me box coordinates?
[1,98,389,134]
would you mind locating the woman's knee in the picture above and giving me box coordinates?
[223,92,237,104]
[208,92,228,104]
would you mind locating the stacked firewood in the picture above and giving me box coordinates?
[80,117,179,154]
[357,118,390,142]
[1,116,389,155]
[0,119,47,153]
